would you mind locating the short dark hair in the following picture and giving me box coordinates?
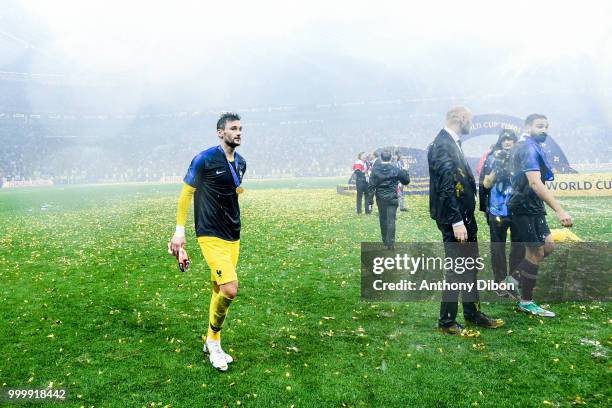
[499,129,518,141]
[217,112,241,130]
[380,150,392,162]
[525,113,547,125]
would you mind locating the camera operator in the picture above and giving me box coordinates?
[479,129,524,297]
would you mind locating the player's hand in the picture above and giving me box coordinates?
[168,234,186,257]
[556,209,573,227]
[176,247,191,272]
[453,224,468,242]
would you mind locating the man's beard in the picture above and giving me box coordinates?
[532,133,548,143]
[225,138,240,148]
[460,124,470,135]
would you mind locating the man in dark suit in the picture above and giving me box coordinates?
[428,106,504,334]
[368,149,410,250]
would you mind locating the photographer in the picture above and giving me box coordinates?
[479,129,524,297]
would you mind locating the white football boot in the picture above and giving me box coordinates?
[203,339,233,364]
[203,339,233,371]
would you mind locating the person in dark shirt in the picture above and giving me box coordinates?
[353,152,370,214]
[395,152,408,212]
[169,112,247,371]
[508,113,573,318]
[365,151,378,213]
[368,149,410,250]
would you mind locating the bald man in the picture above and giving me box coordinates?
[428,106,504,334]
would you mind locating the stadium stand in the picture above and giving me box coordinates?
[1,94,610,186]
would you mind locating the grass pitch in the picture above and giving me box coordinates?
[0,180,610,407]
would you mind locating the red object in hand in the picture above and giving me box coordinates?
[168,241,190,272]
[168,241,191,272]
[177,247,191,272]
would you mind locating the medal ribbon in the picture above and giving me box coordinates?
[218,145,242,188]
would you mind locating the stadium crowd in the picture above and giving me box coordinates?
[0,106,610,186]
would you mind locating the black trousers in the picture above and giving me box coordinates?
[488,214,525,283]
[376,198,398,247]
[356,182,370,214]
[437,215,480,327]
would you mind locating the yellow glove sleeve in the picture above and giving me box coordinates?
[176,182,196,228]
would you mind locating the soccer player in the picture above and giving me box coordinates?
[169,112,247,371]
[508,114,573,317]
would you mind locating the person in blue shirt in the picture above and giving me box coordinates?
[479,129,524,297]
[508,114,573,318]
[169,112,247,371]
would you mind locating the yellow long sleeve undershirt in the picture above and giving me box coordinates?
[176,182,196,227]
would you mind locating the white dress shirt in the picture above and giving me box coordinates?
[443,127,465,228]
[444,127,463,151]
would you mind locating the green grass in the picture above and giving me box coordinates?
[0,183,610,407]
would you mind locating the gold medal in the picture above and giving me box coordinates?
[236,186,244,194]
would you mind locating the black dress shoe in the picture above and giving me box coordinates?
[465,312,504,328]
[437,323,464,335]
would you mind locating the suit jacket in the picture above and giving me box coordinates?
[427,129,477,225]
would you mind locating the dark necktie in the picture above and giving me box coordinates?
[457,139,473,178]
